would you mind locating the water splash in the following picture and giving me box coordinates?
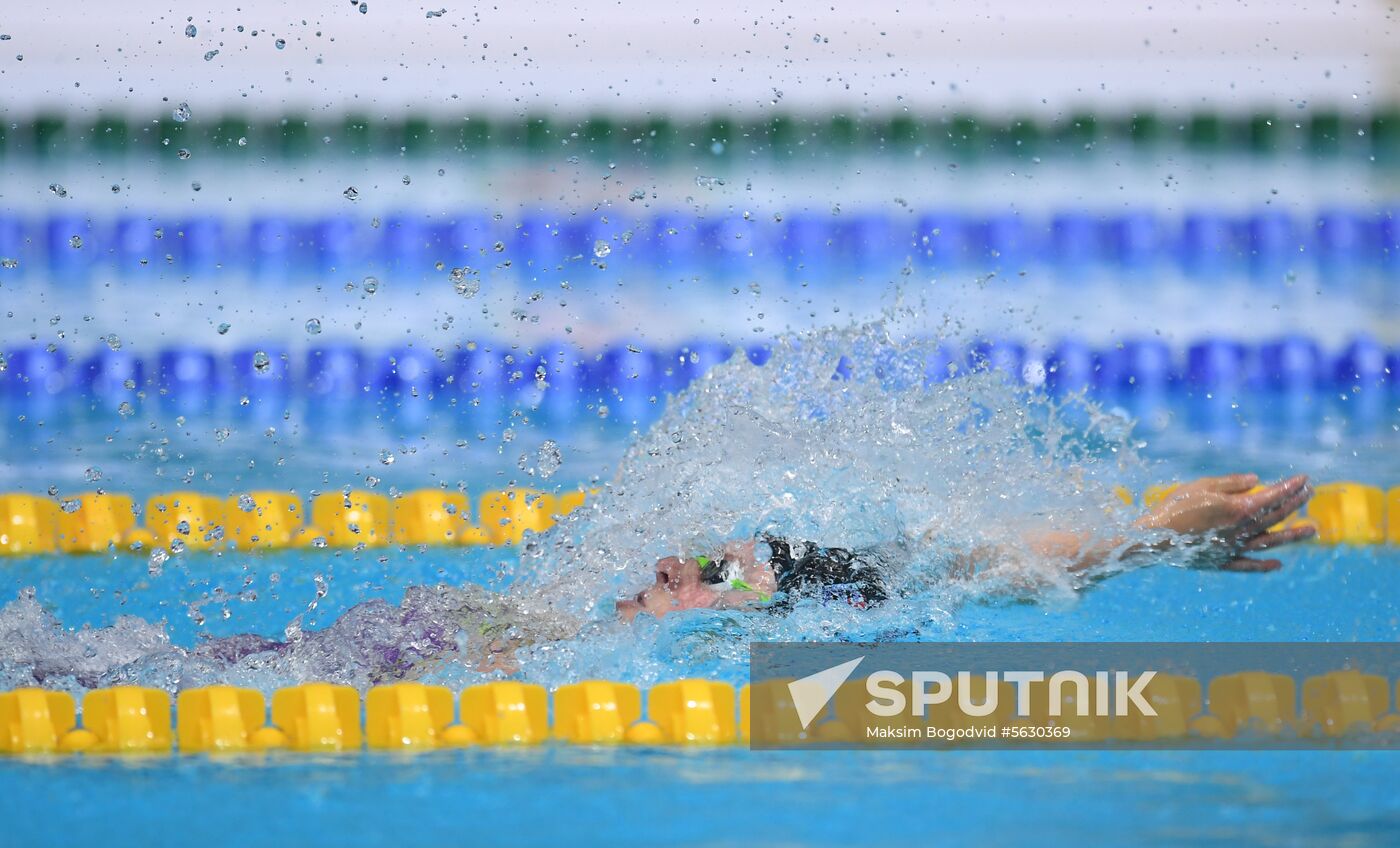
[516,321,1141,622]
[0,322,1146,692]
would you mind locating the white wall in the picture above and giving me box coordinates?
[0,0,1394,115]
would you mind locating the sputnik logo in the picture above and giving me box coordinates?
[787,656,865,730]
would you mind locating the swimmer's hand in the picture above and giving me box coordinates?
[1137,473,1316,572]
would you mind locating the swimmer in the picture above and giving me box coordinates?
[2,475,1315,688]
[614,473,1316,622]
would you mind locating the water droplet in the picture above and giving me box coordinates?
[214,427,231,443]
[311,536,328,549]
[83,467,102,483]
[361,275,379,293]
[536,440,563,479]
[117,401,134,417]
[175,520,191,536]
[0,258,18,269]
[426,8,446,17]
[169,538,187,554]
[275,38,286,49]
[177,148,192,160]
[104,333,121,350]
[236,136,247,147]
[48,183,68,198]
[252,351,271,373]
[305,317,322,335]
[593,239,612,259]
[172,102,192,123]
[492,241,505,252]
[191,181,202,192]
[237,494,256,512]
[359,2,368,13]
[452,269,480,298]
[68,235,82,249]
[148,547,168,575]
[695,175,725,189]
[379,449,395,466]
[203,49,219,61]
[60,498,82,513]
[216,322,231,335]
[185,24,198,37]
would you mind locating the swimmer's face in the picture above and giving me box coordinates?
[615,544,778,622]
[615,556,721,623]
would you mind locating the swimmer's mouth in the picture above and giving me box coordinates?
[614,595,644,621]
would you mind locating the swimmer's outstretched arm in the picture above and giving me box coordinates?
[1028,473,1315,575]
[617,475,1314,619]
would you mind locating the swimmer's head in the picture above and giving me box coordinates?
[615,545,777,622]
[614,556,719,623]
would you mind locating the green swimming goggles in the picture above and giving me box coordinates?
[696,555,770,601]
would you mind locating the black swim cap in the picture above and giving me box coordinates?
[766,537,889,609]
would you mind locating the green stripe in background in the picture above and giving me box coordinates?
[0,107,1394,162]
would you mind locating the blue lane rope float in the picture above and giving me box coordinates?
[0,336,1394,406]
[0,208,1396,280]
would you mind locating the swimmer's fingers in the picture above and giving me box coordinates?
[1242,524,1316,551]
[1196,473,1260,494]
[1236,474,1310,510]
[1220,556,1283,573]
[1245,494,1312,535]
[1235,475,1310,520]
[1239,483,1313,533]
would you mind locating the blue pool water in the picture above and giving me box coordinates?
[4,536,1400,847]
[2,545,1398,846]
[2,366,1398,845]
[4,746,1398,847]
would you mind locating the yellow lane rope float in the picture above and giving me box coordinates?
[0,483,1395,557]
[3,670,1400,754]
[0,487,592,555]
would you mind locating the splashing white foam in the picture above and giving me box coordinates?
[515,321,1144,622]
